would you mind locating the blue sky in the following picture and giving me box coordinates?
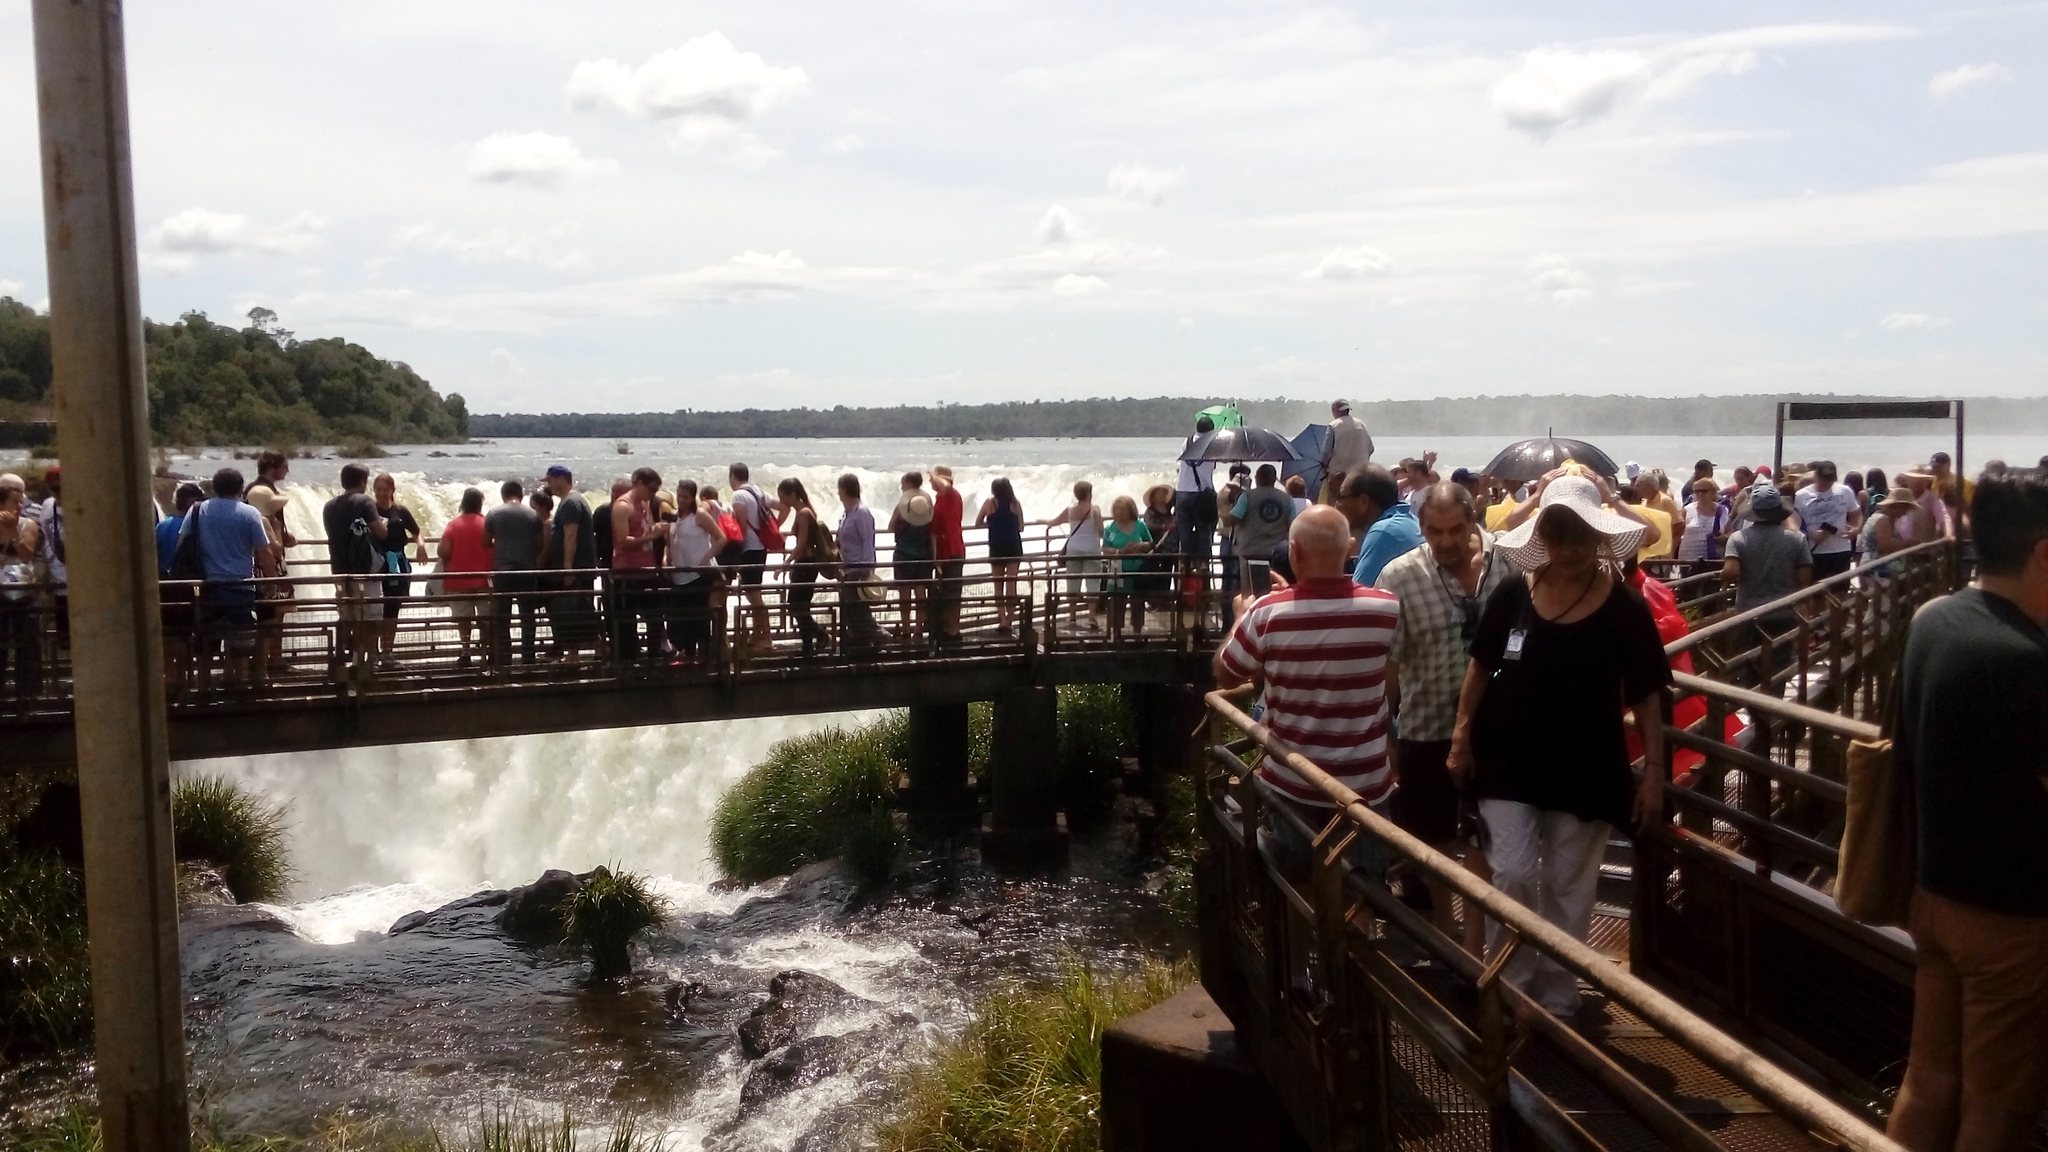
[1,1,2043,412]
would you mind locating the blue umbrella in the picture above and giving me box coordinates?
[1281,423,1328,495]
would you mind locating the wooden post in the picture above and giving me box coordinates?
[29,0,190,1147]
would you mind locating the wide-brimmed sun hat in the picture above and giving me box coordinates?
[1494,475,1646,569]
[898,492,934,527]
[1877,487,1918,513]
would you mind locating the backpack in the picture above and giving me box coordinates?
[1191,488,1219,526]
[170,503,207,583]
[744,485,786,552]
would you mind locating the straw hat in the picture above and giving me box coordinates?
[898,492,934,527]
[1494,474,1646,569]
[1877,487,1917,514]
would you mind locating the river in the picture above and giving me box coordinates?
[77,429,2034,1146]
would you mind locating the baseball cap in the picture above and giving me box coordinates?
[1332,398,1351,415]
[1930,451,1952,466]
[545,464,572,479]
[43,466,60,483]
[1451,467,1475,484]
[1755,465,1773,479]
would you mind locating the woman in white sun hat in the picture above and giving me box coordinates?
[1447,470,1673,1018]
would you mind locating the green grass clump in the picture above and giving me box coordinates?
[877,956,1195,1152]
[11,1104,667,1152]
[1056,686,1132,822]
[709,715,903,887]
[559,866,669,980]
[0,849,91,1057]
[172,776,293,902]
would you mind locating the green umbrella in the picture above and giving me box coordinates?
[1195,404,1243,430]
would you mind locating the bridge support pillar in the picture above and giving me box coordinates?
[982,686,1068,870]
[902,703,978,834]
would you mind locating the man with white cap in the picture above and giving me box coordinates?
[1319,399,1376,505]
[1448,473,1670,1018]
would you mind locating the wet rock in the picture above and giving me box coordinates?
[387,888,509,935]
[178,861,238,907]
[738,970,869,1059]
[498,869,586,943]
[740,1033,849,1110]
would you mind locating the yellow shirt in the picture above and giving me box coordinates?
[1633,505,1674,563]
[1485,500,1517,532]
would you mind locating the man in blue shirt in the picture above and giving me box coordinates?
[179,468,279,686]
[1349,464,1422,585]
[155,483,203,576]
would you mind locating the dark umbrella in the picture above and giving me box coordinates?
[1281,423,1329,494]
[1179,426,1302,463]
[1481,432,1619,484]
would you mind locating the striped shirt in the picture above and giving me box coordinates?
[1216,576,1401,806]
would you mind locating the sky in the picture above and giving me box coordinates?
[1,1,2044,413]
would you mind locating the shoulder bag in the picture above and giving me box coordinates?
[1834,622,1919,927]
[746,485,786,552]
[170,502,207,584]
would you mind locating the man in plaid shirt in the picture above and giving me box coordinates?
[1375,482,1515,942]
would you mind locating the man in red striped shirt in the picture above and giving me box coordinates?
[1214,506,1401,830]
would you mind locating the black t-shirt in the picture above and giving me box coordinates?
[551,492,596,570]
[591,496,614,568]
[1900,588,2048,916]
[380,505,420,553]
[1469,576,1673,828]
[322,491,380,575]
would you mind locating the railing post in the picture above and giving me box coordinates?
[30,0,191,1147]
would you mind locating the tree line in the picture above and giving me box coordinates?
[0,299,468,447]
[469,393,2037,439]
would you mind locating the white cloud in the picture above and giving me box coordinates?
[567,33,808,164]
[1881,312,1951,330]
[1929,63,2010,103]
[144,209,327,273]
[731,250,808,271]
[1494,23,1912,137]
[1175,317,1194,333]
[1035,205,1083,245]
[0,279,21,298]
[1107,162,1186,205]
[826,133,867,154]
[490,348,528,376]
[1308,244,1393,280]
[1052,274,1108,298]
[391,222,586,270]
[466,132,617,188]
[1528,253,1592,303]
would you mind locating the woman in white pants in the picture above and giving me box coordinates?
[1448,472,1671,1018]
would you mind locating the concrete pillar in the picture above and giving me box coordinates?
[981,686,1068,869]
[902,702,976,832]
[1101,986,1306,1152]
[30,1,190,1148]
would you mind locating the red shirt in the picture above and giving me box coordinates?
[440,513,490,591]
[932,486,966,560]
[1216,576,1400,806]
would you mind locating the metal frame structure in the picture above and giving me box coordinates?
[1772,400,1964,483]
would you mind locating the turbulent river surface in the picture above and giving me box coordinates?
[16,431,2008,1146]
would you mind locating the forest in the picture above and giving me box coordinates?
[0,299,468,446]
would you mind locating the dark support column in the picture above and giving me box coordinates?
[30,1,190,1148]
[902,702,976,832]
[982,686,1068,870]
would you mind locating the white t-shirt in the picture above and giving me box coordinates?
[1795,485,1859,555]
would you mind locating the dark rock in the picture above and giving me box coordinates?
[497,869,585,943]
[388,888,509,935]
[740,1033,848,1110]
[737,970,868,1059]
[17,782,83,868]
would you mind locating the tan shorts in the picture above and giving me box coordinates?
[333,576,372,624]
[443,590,487,620]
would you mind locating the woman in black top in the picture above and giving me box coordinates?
[976,477,1025,635]
[371,474,428,672]
[1449,472,1670,1017]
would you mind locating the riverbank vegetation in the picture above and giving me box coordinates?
[1,776,291,1058]
[710,689,1135,888]
[878,956,1194,1152]
[0,299,468,447]
[12,1103,670,1152]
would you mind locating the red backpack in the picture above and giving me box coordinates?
[744,485,786,552]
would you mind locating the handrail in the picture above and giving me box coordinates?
[1204,688,1905,1152]
[1668,538,1952,657]
[1671,671,1879,742]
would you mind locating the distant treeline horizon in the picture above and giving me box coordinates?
[468,394,2031,440]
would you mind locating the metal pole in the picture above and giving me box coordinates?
[1772,402,1785,480]
[30,2,190,1149]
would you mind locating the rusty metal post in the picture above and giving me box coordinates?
[29,2,190,1149]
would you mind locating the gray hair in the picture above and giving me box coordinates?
[1417,480,1475,523]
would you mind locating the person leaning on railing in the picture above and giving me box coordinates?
[183,468,281,689]
[1447,473,1669,1020]
[436,488,491,668]
[0,474,45,698]
[1212,505,1401,875]
[1886,467,2048,1152]
[835,473,890,656]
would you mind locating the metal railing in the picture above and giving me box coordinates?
[1196,690,1904,1152]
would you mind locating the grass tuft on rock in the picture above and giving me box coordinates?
[0,848,91,1057]
[877,955,1195,1152]
[171,775,293,903]
[559,866,668,980]
[710,715,903,887]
